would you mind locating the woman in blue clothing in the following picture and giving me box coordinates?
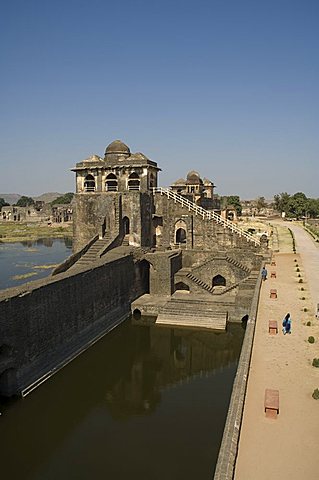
[282,313,292,334]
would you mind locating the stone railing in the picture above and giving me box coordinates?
[153,187,260,246]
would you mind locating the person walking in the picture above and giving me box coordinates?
[261,266,268,281]
[282,313,292,334]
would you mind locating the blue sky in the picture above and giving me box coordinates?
[0,0,318,199]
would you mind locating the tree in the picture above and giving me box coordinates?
[273,192,290,213]
[287,192,308,218]
[51,192,74,205]
[15,196,35,207]
[255,196,266,214]
[0,197,10,209]
[222,195,242,216]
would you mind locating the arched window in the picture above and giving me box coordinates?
[149,173,155,188]
[84,174,95,192]
[128,172,140,191]
[176,228,186,244]
[105,173,118,192]
[212,275,226,288]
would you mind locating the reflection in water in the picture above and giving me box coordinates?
[0,319,244,480]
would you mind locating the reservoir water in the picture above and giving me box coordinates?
[0,239,244,479]
[0,237,72,290]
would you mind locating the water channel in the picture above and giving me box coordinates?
[0,240,245,479]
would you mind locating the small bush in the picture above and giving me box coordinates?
[301,297,306,300]
[312,388,319,400]
[296,268,300,272]
[304,307,308,312]
[299,279,303,283]
[307,321,311,326]
[298,273,301,277]
[300,287,304,291]
[294,259,297,262]
[312,358,319,368]
[308,336,315,343]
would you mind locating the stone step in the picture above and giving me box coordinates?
[156,312,227,330]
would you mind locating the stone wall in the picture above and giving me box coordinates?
[73,191,154,252]
[0,253,148,397]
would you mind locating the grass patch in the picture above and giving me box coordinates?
[308,336,315,343]
[312,358,319,368]
[11,272,38,281]
[32,264,59,270]
[0,222,72,243]
[312,388,319,400]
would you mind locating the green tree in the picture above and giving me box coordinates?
[274,192,290,213]
[0,198,10,209]
[51,192,74,205]
[306,198,319,218]
[287,192,308,218]
[15,196,35,207]
[256,196,266,213]
[222,195,242,216]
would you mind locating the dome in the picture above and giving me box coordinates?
[105,140,130,156]
[186,170,203,185]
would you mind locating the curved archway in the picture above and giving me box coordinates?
[128,172,140,191]
[84,174,95,192]
[175,228,186,244]
[122,216,130,235]
[212,274,226,287]
[175,282,190,292]
[105,173,118,192]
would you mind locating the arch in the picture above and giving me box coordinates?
[139,259,150,293]
[105,173,118,192]
[149,173,155,188]
[128,172,140,191]
[212,274,226,287]
[122,216,130,235]
[175,228,186,244]
[227,211,234,221]
[133,308,142,320]
[84,174,95,192]
[175,282,190,292]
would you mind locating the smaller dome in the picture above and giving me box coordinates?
[186,170,203,185]
[105,140,130,156]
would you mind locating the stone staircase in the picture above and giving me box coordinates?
[153,187,260,246]
[225,255,251,273]
[186,272,214,294]
[156,298,227,330]
[122,234,129,246]
[73,235,112,268]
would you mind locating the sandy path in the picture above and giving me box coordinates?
[234,222,319,480]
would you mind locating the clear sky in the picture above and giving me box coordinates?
[1,0,318,199]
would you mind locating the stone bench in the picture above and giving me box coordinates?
[270,271,276,278]
[264,388,279,418]
[269,320,278,335]
[270,289,277,299]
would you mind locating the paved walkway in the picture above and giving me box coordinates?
[234,222,319,480]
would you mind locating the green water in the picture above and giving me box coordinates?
[0,319,244,480]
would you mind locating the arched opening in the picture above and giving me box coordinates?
[227,211,234,221]
[122,216,130,235]
[128,172,140,191]
[133,308,142,320]
[149,173,155,188]
[84,174,95,192]
[105,173,118,192]
[139,259,150,293]
[175,228,186,244]
[175,282,190,292]
[212,274,226,287]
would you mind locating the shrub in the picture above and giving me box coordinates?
[294,259,297,262]
[307,321,311,326]
[312,358,319,368]
[296,268,300,272]
[300,287,304,291]
[298,273,301,277]
[299,279,303,283]
[312,388,319,400]
[301,297,306,300]
[304,307,308,312]
[308,336,315,343]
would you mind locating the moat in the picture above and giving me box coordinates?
[0,319,244,480]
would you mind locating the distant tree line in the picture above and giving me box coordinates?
[0,198,10,209]
[0,193,74,209]
[51,192,74,205]
[274,192,319,218]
